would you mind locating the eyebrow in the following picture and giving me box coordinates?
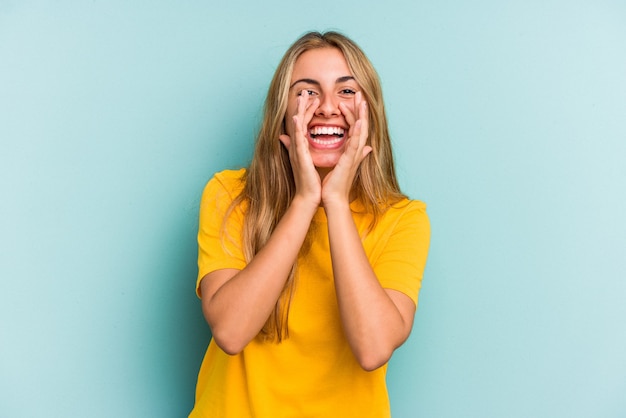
[289,76,356,89]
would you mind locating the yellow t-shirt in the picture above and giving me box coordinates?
[190,169,430,418]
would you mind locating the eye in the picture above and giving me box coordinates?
[297,89,317,97]
[340,88,357,95]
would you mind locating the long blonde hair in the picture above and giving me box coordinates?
[228,31,406,341]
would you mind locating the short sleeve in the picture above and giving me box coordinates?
[196,170,247,298]
[372,201,431,307]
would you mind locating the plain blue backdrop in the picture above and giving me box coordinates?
[1,1,625,417]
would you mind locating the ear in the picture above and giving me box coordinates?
[278,134,291,149]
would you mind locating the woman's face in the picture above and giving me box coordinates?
[283,47,361,170]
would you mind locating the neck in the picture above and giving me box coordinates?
[316,167,332,182]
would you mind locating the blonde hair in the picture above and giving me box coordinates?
[228,31,405,341]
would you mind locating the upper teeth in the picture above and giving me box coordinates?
[310,126,345,136]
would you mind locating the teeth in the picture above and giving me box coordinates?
[309,126,345,136]
[311,136,342,145]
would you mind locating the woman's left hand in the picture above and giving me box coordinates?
[321,91,372,207]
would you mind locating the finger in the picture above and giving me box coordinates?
[350,120,363,152]
[292,114,316,167]
[294,92,318,138]
[339,101,356,131]
[355,90,363,110]
[348,110,370,162]
[339,91,365,137]
[357,100,369,147]
[297,90,319,118]
[292,114,308,148]
[302,97,319,127]
[297,90,308,116]
[290,93,307,139]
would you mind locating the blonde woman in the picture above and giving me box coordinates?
[190,31,430,418]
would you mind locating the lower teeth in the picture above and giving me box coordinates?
[312,137,341,144]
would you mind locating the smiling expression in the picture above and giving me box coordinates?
[284,47,361,171]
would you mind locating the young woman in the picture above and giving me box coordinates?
[190,31,430,418]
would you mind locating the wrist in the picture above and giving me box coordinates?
[321,197,351,214]
[291,194,321,215]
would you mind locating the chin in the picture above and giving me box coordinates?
[311,149,343,169]
[312,156,341,168]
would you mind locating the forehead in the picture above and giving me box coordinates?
[291,47,353,82]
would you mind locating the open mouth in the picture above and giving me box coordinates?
[309,126,345,145]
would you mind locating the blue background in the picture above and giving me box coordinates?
[1,1,625,417]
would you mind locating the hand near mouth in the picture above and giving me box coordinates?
[321,91,373,208]
[279,91,322,208]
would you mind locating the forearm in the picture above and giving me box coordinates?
[203,196,317,354]
[325,202,411,370]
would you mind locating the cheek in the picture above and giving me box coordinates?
[286,97,299,117]
[283,111,293,137]
[285,121,295,140]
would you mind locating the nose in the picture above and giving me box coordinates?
[314,94,340,118]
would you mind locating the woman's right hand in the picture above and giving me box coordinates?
[202,92,322,354]
[279,91,322,208]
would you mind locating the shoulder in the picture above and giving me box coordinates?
[363,198,430,241]
[202,168,246,199]
[374,198,430,240]
[207,168,247,192]
[200,168,247,213]
[387,198,428,224]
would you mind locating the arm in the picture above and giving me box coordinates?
[200,195,317,355]
[323,93,417,370]
[325,202,416,371]
[201,92,321,355]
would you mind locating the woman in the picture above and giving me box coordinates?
[190,31,430,417]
